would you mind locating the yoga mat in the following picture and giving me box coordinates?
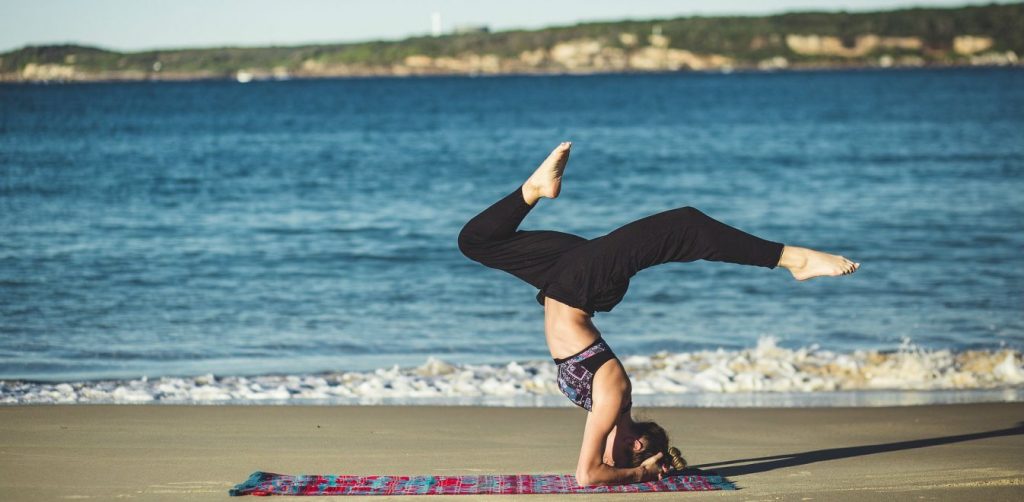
[229,471,735,496]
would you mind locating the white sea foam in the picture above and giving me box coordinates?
[2,337,1022,406]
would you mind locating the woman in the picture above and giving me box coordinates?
[457,142,859,486]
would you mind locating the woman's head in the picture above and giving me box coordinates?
[626,421,687,471]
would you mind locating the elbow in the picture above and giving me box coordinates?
[575,468,597,487]
[575,470,592,487]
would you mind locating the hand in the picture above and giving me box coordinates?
[636,452,668,482]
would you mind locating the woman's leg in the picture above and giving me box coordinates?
[458,184,585,289]
[458,143,584,289]
[538,206,793,314]
[577,205,857,289]
[595,206,786,272]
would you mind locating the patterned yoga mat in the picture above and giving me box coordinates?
[229,471,735,496]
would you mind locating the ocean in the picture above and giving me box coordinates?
[1,68,1023,405]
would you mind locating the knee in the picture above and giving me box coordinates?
[675,206,707,221]
[671,206,714,229]
[457,225,484,261]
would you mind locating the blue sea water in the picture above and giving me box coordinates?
[1,68,1023,384]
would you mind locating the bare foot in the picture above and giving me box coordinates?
[522,142,572,205]
[778,245,859,281]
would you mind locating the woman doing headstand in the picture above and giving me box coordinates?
[457,142,859,486]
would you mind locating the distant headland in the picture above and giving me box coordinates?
[2,3,1021,83]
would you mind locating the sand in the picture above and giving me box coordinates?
[1,403,1022,501]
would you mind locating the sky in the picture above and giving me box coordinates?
[0,0,1012,53]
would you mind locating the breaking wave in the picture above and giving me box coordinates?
[3,338,1022,406]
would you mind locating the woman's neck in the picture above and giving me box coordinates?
[616,409,635,430]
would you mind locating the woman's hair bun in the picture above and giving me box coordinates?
[667,446,687,471]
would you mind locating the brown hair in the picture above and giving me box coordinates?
[629,421,687,471]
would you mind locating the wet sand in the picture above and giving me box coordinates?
[0,403,1022,501]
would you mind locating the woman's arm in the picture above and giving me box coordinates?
[574,366,664,486]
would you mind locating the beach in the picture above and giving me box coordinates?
[1,403,1021,501]
[2,64,1022,502]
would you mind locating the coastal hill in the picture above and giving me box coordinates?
[2,2,1022,82]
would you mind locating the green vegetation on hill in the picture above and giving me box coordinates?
[1,2,1021,78]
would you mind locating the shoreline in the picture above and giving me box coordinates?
[3,389,1023,408]
[4,3,1021,84]
[1,403,1021,500]
[1,63,1021,85]
[4,337,1022,406]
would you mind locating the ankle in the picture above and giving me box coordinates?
[521,184,541,206]
[778,245,806,270]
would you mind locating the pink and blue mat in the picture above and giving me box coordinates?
[229,471,735,496]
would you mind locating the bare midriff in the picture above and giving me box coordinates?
[544,296,602,360]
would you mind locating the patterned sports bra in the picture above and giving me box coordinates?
[553,338,631,413]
